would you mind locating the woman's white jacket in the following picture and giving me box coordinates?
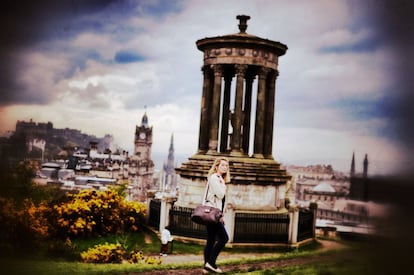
[204,173,226,211]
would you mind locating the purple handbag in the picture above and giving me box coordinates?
[191,184,222,225]
[191,204,222,225]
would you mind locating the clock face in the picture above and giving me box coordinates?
[139,132,146,139]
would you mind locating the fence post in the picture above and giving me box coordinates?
[224,203,235,243]
[288,205,299,245]
[159,196,175,232]
[309,201,318,238]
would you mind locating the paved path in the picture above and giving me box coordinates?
[133,240,348,274]
[161,251,276,265]
[160,239,345,265]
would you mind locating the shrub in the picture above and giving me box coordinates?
[80,243,162,264]
[80,242,126,263]
[50,189,146,239]
[0,197,50,253]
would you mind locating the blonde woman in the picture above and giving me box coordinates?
[203,157,230,274]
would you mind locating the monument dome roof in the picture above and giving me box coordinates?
[196,14,287,56]
[313,182,335,193]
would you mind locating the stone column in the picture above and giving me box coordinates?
[198,66,212,153]
[220,72,233,152]
[263,70,278,159]
[253,67,269,158]
[242,74,255,154]
[231,64,247,156]
[159,196,176,232]
[208,65,223,153]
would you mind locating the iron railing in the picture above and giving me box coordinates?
[148,199,161,228]
[148,200,315,244]
[233,212,289,243]
[297,209,315,241]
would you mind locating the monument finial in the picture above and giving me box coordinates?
[236,15,250,33]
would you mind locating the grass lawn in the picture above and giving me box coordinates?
[0,229,391,275]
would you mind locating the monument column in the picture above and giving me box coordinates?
[231,64,248,156]
[220,72,233,152]
[263,70,278,159]
[253,67,270,158]
[242,74,255,154]
[208,64,223,153]
[198,65,212,153]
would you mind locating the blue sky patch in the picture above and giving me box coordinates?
[114,50,146,63]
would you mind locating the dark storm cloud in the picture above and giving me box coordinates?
[0,0,116,106]
[357,2,414,271]
[369,0,414,155]
[0,0,182,107]
[319,35,381,54]
[1,0,115,49]
[336,0,414,158]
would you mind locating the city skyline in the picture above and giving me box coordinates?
[1,1,413,176]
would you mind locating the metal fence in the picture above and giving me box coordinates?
[148,199,161,228]
[147,200,315,244]
[168,206,206,239]
[297,209,315,242]
[233,212,289,243]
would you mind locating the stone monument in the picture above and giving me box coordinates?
[166,15,311,244]
[175,15,291,211]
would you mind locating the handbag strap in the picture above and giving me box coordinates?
[202,181,210,205]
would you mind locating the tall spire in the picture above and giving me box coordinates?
[163,133,176,190]
[167,133,174,168]
[350,152,355,177]
[363,154,368,178]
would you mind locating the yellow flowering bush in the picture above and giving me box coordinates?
[128,249,144,263]
[145,255,163,265]
[0,197,50,249]
[50,190,146,238]
[80,242,126,263]
[80,243,162,264]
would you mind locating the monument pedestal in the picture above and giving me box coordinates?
[175,153,292,211]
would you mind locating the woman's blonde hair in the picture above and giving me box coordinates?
[208,157,231,183]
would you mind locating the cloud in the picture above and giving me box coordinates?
[0,0,413,176]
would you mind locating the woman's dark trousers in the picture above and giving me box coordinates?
[204,222,229,268]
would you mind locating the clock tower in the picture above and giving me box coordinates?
[130,112,154,202]
[134,112,152,159]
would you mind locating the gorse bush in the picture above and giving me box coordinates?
[80,242,162,264]
[50,189,146,238]
[80,242,126,263]
[0,188,147,255]
[0,197,50,252]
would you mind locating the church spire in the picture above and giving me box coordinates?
[350,152,355,177]
[163,133,177,190]
[363,154,368,178]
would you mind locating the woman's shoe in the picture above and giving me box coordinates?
[205,262,223,273]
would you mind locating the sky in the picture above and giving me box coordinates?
[0,0,413,176]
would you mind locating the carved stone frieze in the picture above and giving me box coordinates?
[202,47,279,69]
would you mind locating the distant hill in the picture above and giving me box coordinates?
[9,119,119,160]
